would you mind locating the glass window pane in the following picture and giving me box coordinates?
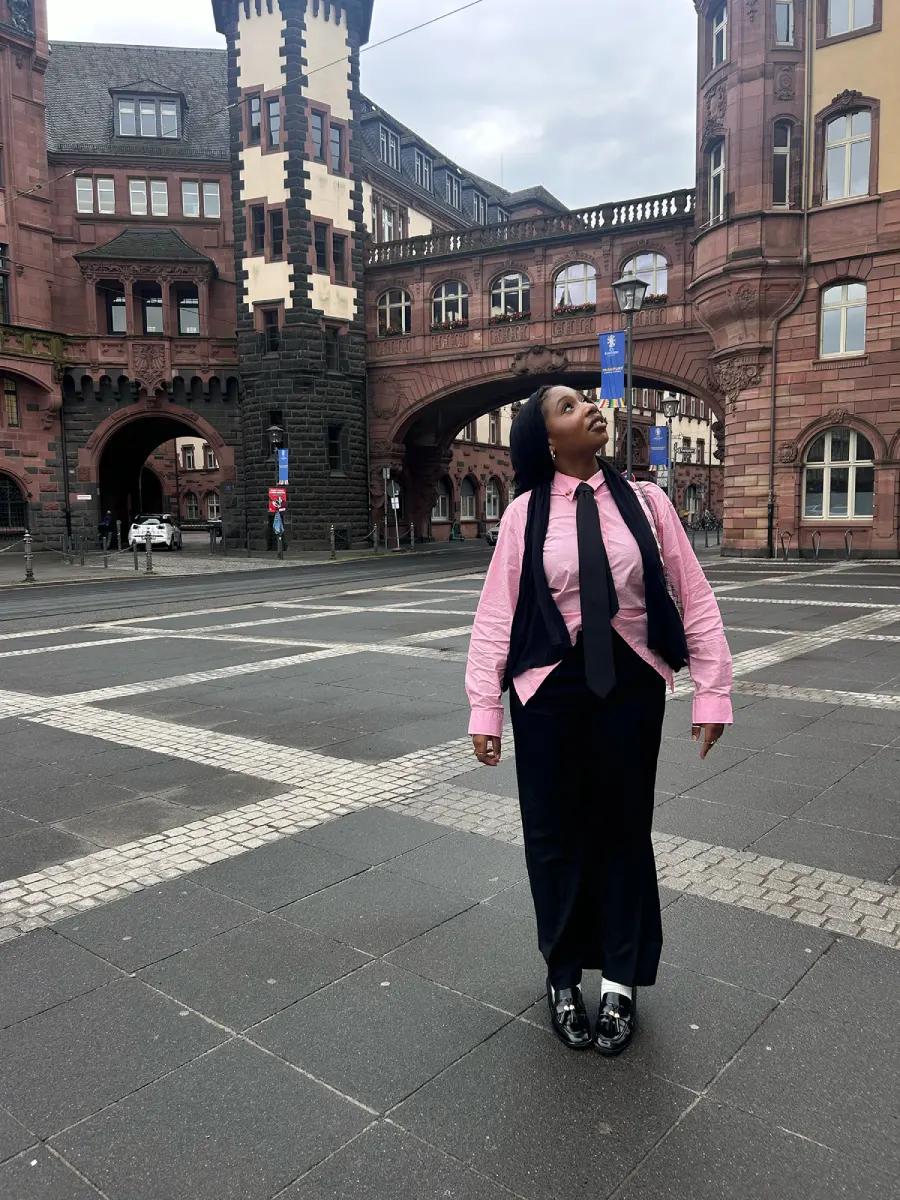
[826,116,848,146]
[826,146,847,201]
[76,178,93,212]
[804,468,825,517]
[849,139,870,196]
[140,101,157,137]
[118,99,136,136]
[806,435,826,463]
[774,122,790,150]
[636,254,653,271]
[845,303,866,353]
[821,308,843,355]
[776,2,792,42]
[854,0,875,27]
[150,180,168,215]
[829,467,850,516]
[829,0,851,36]
[182,182,200,216]
[202,182,221,218]
[855,433,874,461]
[830,428,851,461]
[854,466,874,516]
[851,110,871,137]
[129,180,147,215]
[96,178,115,213]
[160,103,178,138]
[823,285,843,307]
[773,153,789,205]
[847,283,867,302]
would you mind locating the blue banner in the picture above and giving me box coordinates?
[649,425,669,467]
[277,448,289,485]
[598,331,626,408]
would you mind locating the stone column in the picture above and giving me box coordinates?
[124,278,135,337]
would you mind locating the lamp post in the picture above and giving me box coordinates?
[661,395,679,503]
[611,274,649,479]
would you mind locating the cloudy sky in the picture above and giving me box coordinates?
[47,0,698,208]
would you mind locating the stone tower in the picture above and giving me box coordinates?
[212,0,373,548]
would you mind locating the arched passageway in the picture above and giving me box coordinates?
[0,473,27,539]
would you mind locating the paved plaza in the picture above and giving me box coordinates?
[0,549,899,1198]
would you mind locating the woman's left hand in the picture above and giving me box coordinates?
[691,723,725,760]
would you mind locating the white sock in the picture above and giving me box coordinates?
[601,977,633,1001]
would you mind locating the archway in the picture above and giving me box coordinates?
[0,472,27,539]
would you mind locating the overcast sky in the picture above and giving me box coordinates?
[46,0,698,208]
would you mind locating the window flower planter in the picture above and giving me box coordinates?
[489,311,531,325]
[379,326,410,338]
[553,302,596,316]
[430,319,469,332]
[643,293,668,305]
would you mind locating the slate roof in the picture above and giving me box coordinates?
[75,228,214,264]
[45,42,230,161]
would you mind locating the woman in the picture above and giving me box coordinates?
[466,385,732,1056]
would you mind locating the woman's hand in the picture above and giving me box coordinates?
[691,723,725,760]
[472,734,502,767]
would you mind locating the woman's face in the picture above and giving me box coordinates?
[542,386,609,460]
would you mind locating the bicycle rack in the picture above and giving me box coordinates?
[779,531,793,562]
[844,529,854,560]
[811,530,822,561]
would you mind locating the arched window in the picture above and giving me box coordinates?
[431,477,452,522]
[490,273,530,319]
[432,281,469,327]
[821,282,866,357]
[825,111,871,201]
[709,140,726,223]
[553,263,596,309]
[206,492,221,521]
[0,473,26,529]
[711,4,727,67]
[773,120,792,208]
[376,289,411,336]
[485,478,501,521]
[803,428,874,520]
[460,476,477,521]
[622,253,668,297]
[184,491,199,520]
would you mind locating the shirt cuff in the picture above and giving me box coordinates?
[468,707,505,738]
[692,694,733,726]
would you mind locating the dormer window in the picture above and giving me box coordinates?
[446,175,461,209]
[415,150,433,191]
[472,192,487,224]
[380,126,400,170]
[116,96,180,139]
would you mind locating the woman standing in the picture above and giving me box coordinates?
[466,385,732,1056]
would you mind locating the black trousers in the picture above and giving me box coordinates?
[510,633,666,990]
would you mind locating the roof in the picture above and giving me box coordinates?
[75,228,214,263]
[45,42,229,161]
[211,0,374,44]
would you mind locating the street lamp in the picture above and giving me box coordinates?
[267,424,284,455]
[611,275,649,479]
[661,394,679,502]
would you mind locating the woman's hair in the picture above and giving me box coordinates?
[509,385,556,496]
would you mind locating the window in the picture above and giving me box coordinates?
[642,389,650,410]
[460,477,477,521]
[129,180,147,215]
[681,437,692,463]
[3,379,18,428]
[377,289,411,336]
[486,478,501,520]
[150,180,168,216]
[446,174,461,209]
[691,396,697,417]
[205,446,217,470]
[183,446,195,470]
[252,205,267,256]
[117,99,136,137]
[700,400,705,419]
[184,491,199,519]
[325,327,344,371]
[262,308,280,353]
[381,204,396,243]
[380,126,400,170]
[182,181,200,217]
[97,178,115,214]
[825,111,871,202]
[116,97,179,139]
[207,492,221,522]
[495,208,510,223]
[622,252,668,296]
[160,102,178,138]
[177,286,200,336]
[773,121,792,207]
[490,272,531,317]
[106,284,126,334]
[489,411,500,445]
[803,428,874,519]
[311,110,325,161]
[269,209,284,260]
[473,193,487,224]
[554,262,598,308]
[203,182,221,218]
[712,4,727,66]
[432,478,451,521]
[821,281,867,357]
[266,98,281,148]
[432,280,469,326]
[248,94,262,145]
[697,439,706,465]
[332,234,347,284]
[775,0,794,43]
[139,284,163,335]
[709,140,726,222]
[314,223,329,272]
[141,100,157,137]
[827,0,875,37]
[327,423,351,473]
[329,124,343,173]
[415,150,433,191]
[76,178,94,213]
[461,422,474,442]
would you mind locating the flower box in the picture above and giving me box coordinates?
[430,319,469,332]
[553,303,596,316]
[380,326,410,338]
[643,293,668,305]
[488,311,531,325]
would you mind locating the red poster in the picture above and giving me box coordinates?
[268,488,287,513]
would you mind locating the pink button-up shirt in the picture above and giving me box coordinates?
[466,470,733,737]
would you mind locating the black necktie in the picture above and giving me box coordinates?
[575,482,618,698]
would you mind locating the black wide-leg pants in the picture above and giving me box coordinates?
[510,633,666,990]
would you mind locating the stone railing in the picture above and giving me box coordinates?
[367,188,695,267]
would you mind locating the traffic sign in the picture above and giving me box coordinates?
[391,496,400,510]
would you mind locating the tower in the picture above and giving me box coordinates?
[213,0,373,547]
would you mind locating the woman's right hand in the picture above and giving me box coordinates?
[472,734,502,767]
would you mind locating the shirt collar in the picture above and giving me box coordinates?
[551,469,607,501]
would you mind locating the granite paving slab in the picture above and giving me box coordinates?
[6,778,144,824]
[0,1146,103,1199]
[767,731,882,766]
[450,761,520,800]
[189,838,369,911]
[684,769,820,816]
[54,796,201,847]
[293,809,449,865]
[0,807,37,839]
[0,929,122,1030]
[749,817,900,882]
[0,1106,35,1166]
[0,827,98,884]
[785,937,900,1020]
[250,960,509,1112]
[386,831,528,900]
[653,793,785,850]
[791,786,900,839]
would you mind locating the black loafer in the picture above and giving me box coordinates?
[593,989,637,1056]
[546,979,592,1050]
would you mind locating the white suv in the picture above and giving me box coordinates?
[128,514,183,551]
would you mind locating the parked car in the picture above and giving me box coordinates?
[128,514,182,551]
[485,524,500,546]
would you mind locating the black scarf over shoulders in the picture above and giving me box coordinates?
[502,389,689,691]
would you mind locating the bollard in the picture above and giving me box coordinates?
[716,522,721,546]
[23,532,34,583]
[63,532,71,565]
[811,530,822,561]
[133,539,139,570]
[277,533,284,561]
[329,524,336,560]
[102,534,109,569]
[410,523,415,552]
[144,538,153,574]
[374,526,379,553]
[78,533,85,566]
[780,531,793,562]
[209,525,216,554]
[704,525,709,549]
[116,520,122,554]
[844,529,853,561]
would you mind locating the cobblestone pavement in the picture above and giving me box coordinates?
[0,553,898,1198]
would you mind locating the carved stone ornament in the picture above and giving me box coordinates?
[777,440,798,464]
[710,357,763,412]
[826,407,850,425]
[371,374,403,421]
[132,343,168,395]
[7,0,34,34]
[775,64,795,102]
[747,0,759,22]
[703,82,728,138]
[831,89,863,113]
[736,283,758,314]
[509,345,568,377]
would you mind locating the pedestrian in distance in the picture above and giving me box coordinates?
[97,509,117,549]
[466,385,733,1056]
